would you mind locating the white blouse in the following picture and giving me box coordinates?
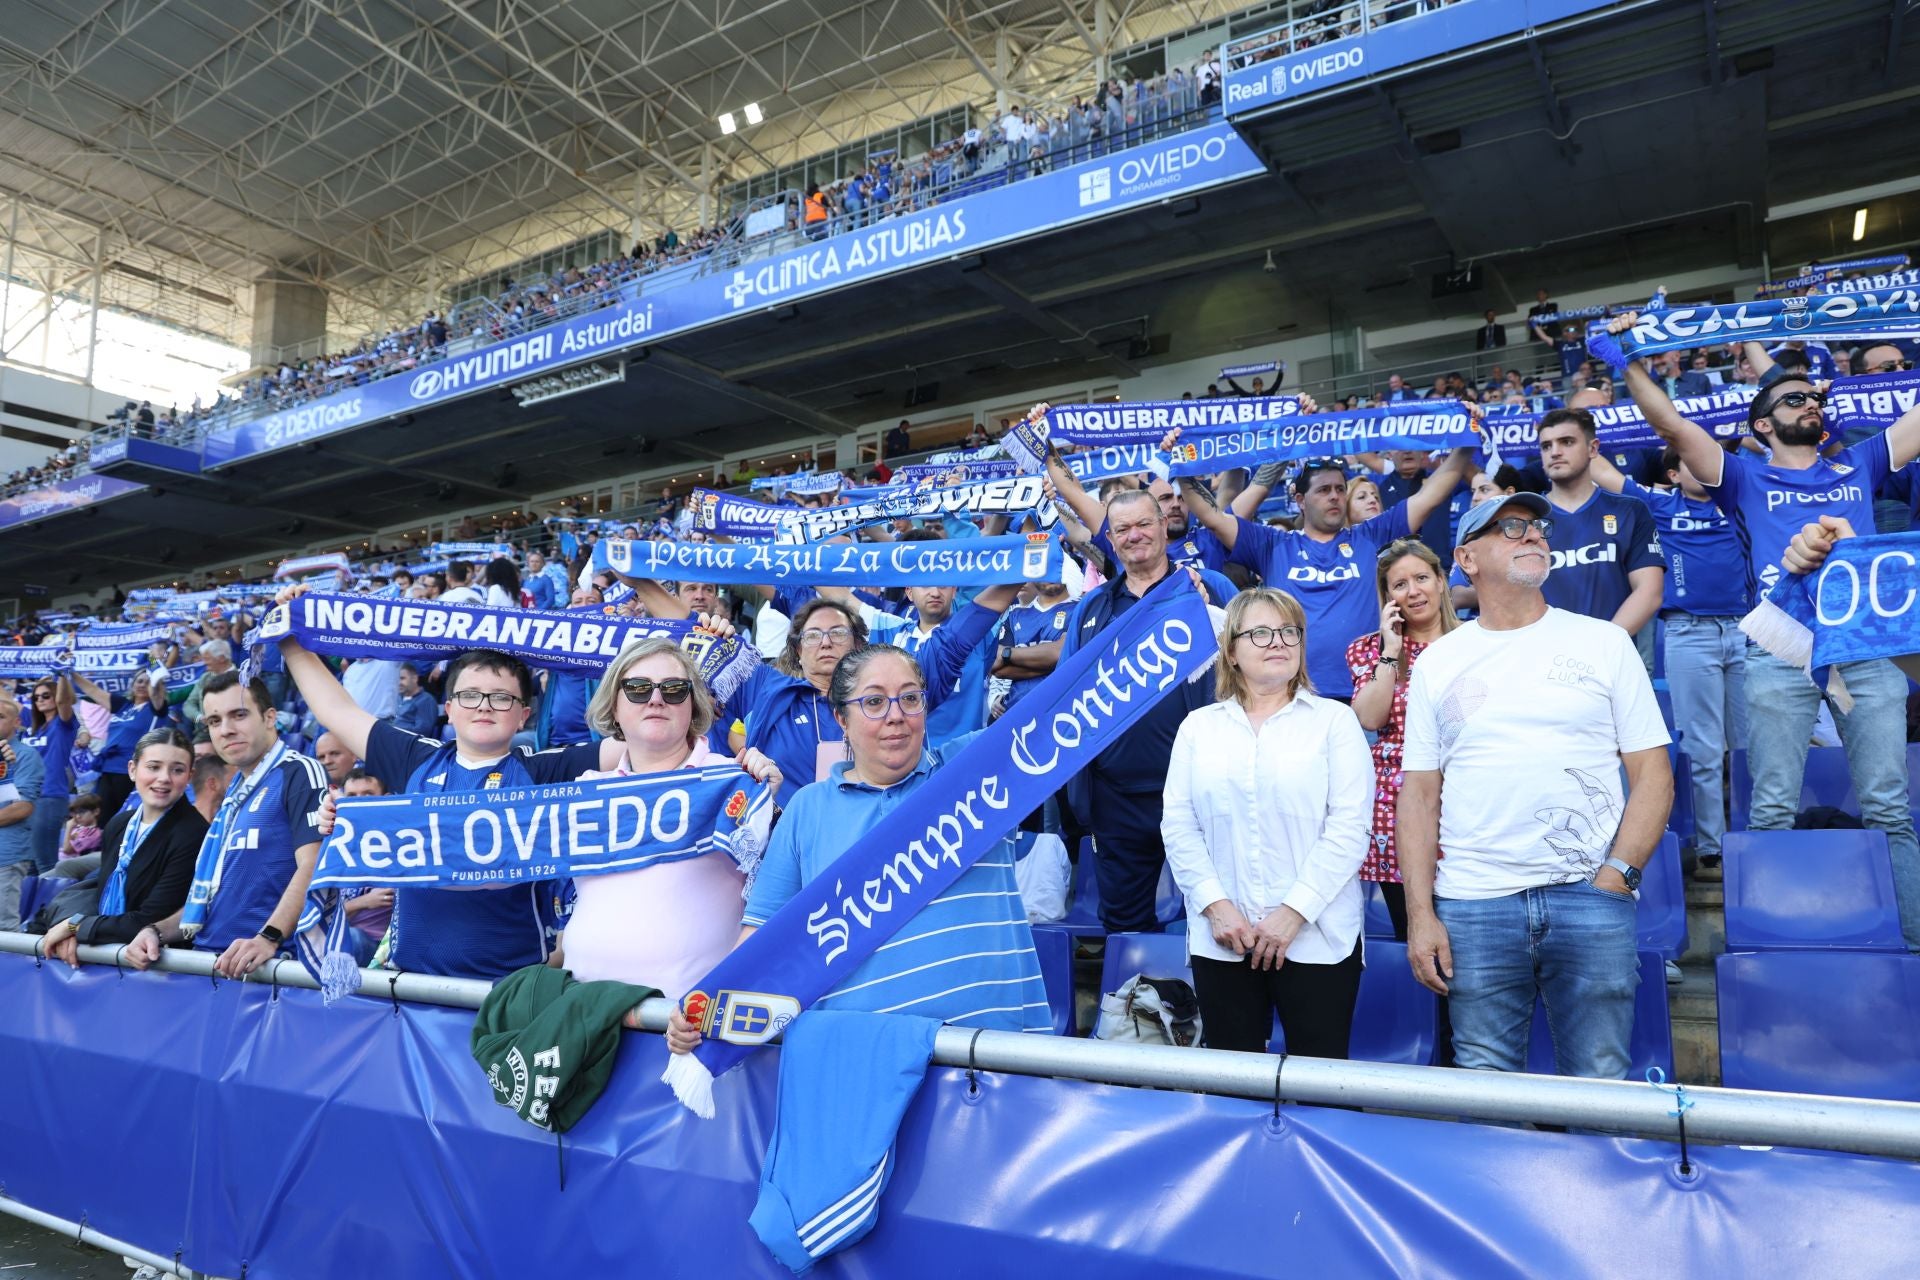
[1160,691,1375,965]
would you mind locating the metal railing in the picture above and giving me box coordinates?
[1224,0,1461,71]
[7,932,1920,1159]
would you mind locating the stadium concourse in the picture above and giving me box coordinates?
[4,0,1920,1276]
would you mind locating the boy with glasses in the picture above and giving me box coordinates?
[276,626,616,978]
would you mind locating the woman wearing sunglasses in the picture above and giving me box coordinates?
[666,643,1050,1054]
[1160,587,1373,1056]
[557,636,780,996]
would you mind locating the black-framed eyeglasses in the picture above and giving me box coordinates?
[1759,388,1825,416]
[842,690,928,719]
[448,689,525,712]
[620,677,693,705]
[1232,624,1303,649]
[798,626,854,648]
[1866,359,1912,374]
[1472,516,1554,543]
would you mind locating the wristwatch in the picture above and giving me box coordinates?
[1599,856,1642,892]
[257,924,286,946]
[63,912,83,935]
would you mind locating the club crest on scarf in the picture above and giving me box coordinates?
[682,988,802,1047]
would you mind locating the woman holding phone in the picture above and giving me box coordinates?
[1346,538,1460,941]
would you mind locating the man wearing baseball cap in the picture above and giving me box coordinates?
[1395,493,1673,1078]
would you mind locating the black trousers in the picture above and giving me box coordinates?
[1190,940,1363,1058]
[1090,790,1167,933]
[94,771,133,818]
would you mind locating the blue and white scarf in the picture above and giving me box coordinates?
[1828,268,1920,295]
[1219,360,1278,380]
[593,532,1064,588]
[776,476,1059,544]
[892,460,1023,487]
[662,572,1219,1116]
[1591,293,1920,363]
[1479,385,1754,455]
[1741,531,1920,711]
[179,742,288,941]
[260,592,719,676]
[71,621,172,650]
[1826,369,1920,437]
[295,766,774,1003]
[274,552,352,582]
[924,443,1004,466]
[1052,401,1481,485]
[1760,255,1911,296]
[99,806,166,916]
[786,471,846,498]
[427,541,513,561]
[687,488,793,539]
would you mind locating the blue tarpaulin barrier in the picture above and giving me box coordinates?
[3,954,1917,1278]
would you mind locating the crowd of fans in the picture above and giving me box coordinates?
[7,298,1918,1107]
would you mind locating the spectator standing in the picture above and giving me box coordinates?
[524,549,558,609]
[1527,289,1559,346]
[885,419,912,459]
[1474,310,1507,351]
[22,673,78,871]
[439,561,484,605]
[390,664,438,738]
[0,693,45,930]
[1062,489,1235,933]
[1346,539,1460,938]
[1399,494,1673,1077]
[1608,320,1920,945]
[1162,588,1372,1056]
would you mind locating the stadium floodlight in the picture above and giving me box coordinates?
[744,102,763,126]
[1852,208,1868,242]
[719,112,737,135]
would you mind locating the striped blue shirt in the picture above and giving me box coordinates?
[743,732,1049,1032]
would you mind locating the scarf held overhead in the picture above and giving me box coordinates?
[1741,532,1920,712]
[662,572,1219,1117]
[257,592,730,677]
[776,475,1060,543]
[1596,292,1920,361]
[593,532,1063,588]
[1058,401,1480,485]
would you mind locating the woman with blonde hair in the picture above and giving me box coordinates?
[1161,587,1373,1056]
[1346,537,1460,939]
[1345,475,1383,527]
[557,634,780,996]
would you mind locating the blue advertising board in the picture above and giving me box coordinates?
[1223,0,1616,118]
[0,473,145,531]
[199,122,1265,470]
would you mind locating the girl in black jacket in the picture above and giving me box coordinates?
[33,728,209,965]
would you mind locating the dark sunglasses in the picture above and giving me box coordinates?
[620,677,693,705]
[1759,388,1825,416]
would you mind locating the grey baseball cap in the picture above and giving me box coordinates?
[1455,492,1551,548]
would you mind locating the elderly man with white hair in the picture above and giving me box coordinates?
[182,637,236,725]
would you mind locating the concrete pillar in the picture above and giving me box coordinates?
[249,272,329,369]
[995,32,1011,115]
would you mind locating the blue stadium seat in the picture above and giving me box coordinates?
[1363,881,1396,939]
[1726,745,1920,831]
[1717,951,1920,1101]
[1653,686,1675,738]
[1722,830,1906,953]
[1637,832,1688,961]
[1099,934,1438,1065]
[1526,950,1673,1079]
[16,875,60,927]
[1666,748,1695,846]
[1060,841,1186,938]
[1029,925,1077,1036]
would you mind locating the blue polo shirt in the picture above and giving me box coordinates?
[998,599,1071,714]
[742,735,1049,1033]
[1228,505,1412,697]
[741,599,1005,805]
[192,750,326,952]
[95,694,160,774]
[0,732,45,870]
[21,712,77,802]
[362,721,602,980]
[1702,433,1889,600]
[1539,485,1664,623]
[1619,479,1749,616]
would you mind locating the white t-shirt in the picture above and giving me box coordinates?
[1402,607,1669,900]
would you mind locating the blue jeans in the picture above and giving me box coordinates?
[1435,883,1639,1078]
[1744,647,1920,947]
[1664,614,1747,860]
[29,798,64,872]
